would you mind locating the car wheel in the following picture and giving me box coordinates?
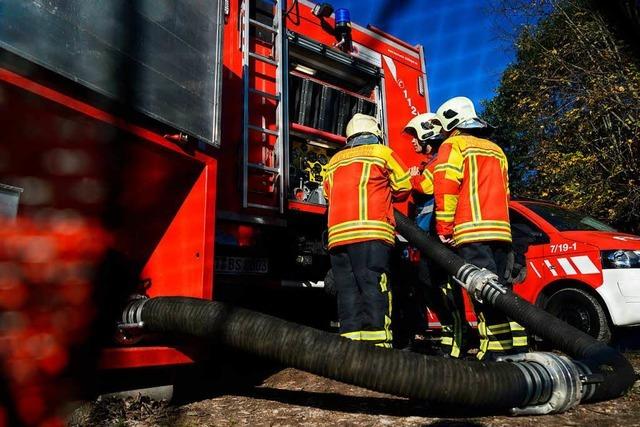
[544,287,612,343]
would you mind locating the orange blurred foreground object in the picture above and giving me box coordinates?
[0,218,108,426]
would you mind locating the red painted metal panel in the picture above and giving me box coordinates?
[217,0,248,214]
[100,347,196,370]
[382,57,429,167]
[0,69,178,158]
[290,123,346,145]
[142,167,213,299]
[0,67,218,369]
[286,1,422,70]
[366,24,420,54]
[288,200,327,214]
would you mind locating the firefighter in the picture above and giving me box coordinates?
[400,113,471,358]
[323,113,412,348]
[433,97,528,361]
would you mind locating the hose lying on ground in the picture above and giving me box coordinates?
[119,212,635,415]
[393,210,635,405]
[126,296,538,412]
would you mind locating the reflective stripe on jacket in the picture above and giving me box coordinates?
[323,144,411,249]
[433,132,511,246]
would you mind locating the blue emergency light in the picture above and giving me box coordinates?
[334,8,352,51]
[335,8,351,26]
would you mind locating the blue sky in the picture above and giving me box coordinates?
[335,0,517,112]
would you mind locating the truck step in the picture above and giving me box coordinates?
[248,124,279,136]
[248,163,280,174]
[249,52,278,66]
[249,18,277,33]
[249,88,280,101]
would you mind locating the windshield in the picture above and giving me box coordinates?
[521,202,617,232]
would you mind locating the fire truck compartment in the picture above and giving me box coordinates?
[288,31,380,136]
[285,31,382,210]
[0,72,215,301]
[0,0,225,145]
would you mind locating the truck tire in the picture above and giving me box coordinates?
[544,287,612,343]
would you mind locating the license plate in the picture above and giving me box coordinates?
[216,256,269,275]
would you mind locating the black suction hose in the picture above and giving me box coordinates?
[133,296,531,411]
[491,291,634,402]
[119,211,634,415]
[394,211,466,277]
[393,210,635,403]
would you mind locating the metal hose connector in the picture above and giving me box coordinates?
[455,263,507,303]
[121,295,149,326]
[499,352,589,415]
[115,295,149,345]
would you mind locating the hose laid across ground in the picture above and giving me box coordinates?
[120,212,635,415]
[134,296,532,411]
[393,210,635,403]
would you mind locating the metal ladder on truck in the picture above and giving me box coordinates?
[240,0,289,212]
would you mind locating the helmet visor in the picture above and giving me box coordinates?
[457,117,493,130]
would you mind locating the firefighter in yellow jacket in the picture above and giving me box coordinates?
[433,97,528,360]
[323,113,412,348]
[402,113,470,357]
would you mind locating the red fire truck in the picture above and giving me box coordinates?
[0,0,430,371]
[2,0,637,378]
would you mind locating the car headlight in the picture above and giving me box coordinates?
[601,250,640,269]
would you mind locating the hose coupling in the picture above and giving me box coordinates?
[454,264,507,303]
[116,295,149,345]
[498,352,588,415]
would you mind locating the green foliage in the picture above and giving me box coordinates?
[484,0,640,233]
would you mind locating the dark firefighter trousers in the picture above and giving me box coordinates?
[330,241,393,348]
[390,243,469,357]
[458,242,529,360]
[417,256,470,358]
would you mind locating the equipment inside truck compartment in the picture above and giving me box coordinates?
[289,73,377,135]
[289,138,330,204]
[286,32,381,208]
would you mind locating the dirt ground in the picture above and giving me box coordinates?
[70,350,640,427]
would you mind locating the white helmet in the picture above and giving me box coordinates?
[403,113,442,141]
[436,96,489,132]
[345,113,383,141]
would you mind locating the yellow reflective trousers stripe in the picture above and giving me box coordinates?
[375,343,392,348]
[341,331,361,340]
[513,337,528,347]
[487,340,513,351]
[381,272,392,345]
[380,272,388,292]
[485,323,512,336]
[478,317,528,359]
[361,330,388,341]
[439,281,463,358]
